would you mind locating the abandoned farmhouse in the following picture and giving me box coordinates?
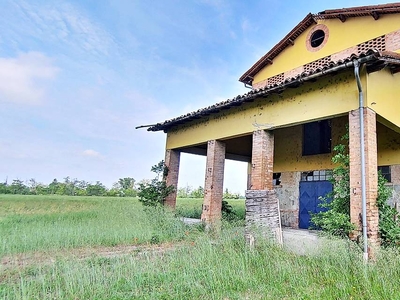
[146,3,400,249]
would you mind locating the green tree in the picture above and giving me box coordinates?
[117,177,137,197]
[177,185,192,198]
[36,184,49,195]
[86,181,107,196]
[27,178,38,195]
[310,141,355,236]
[223,188,240,199]
[10,179,29,194]
[48,179,60,194]
[376,173,400,247]
[0,182,9,194]
[190,186,203,198]
[76,180,88,196]
[137,161,174,207]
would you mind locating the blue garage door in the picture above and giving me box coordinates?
[299,181,332,229]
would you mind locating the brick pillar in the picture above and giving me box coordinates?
[201,140,225,226]
[246,130,282,245]
[349,108,379,248]
[164,149,180,208]
[251,130,274,190]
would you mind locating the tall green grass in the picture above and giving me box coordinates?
[3,195,400,299]
[2,230,400,299]
[0,195,199,257]
[176,198,245,220]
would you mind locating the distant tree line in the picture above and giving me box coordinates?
[177,185,243,199]
[0,174,245,199]
[0,177,138,197]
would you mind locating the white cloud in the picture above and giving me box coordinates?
[82,149,104,159]
[2,0,118,61]
[0,52,58,104]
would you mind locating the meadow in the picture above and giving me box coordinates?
[2,194,400,299]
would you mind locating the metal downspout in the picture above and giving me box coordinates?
[353,60,369,262]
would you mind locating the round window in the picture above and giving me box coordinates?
[310,30,325,48]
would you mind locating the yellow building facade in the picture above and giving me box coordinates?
[145,3,400,254]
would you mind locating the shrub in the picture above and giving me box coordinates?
[311,129,400,247]
[137,161,174,207]
[311,141,355,236]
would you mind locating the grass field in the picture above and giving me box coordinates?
[2,194,400,299]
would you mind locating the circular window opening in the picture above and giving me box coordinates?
[310,30,325,48]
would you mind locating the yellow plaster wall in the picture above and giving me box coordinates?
[367,70,400,129]
[274,117,400,172]
[166,71,359,149]
[253,14,400,84]
[377,122,400,165]
[274,116,347,172]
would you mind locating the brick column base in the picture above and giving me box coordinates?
[245,190,283,245]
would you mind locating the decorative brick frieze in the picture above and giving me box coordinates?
[252,79,268,90]
[331,46,358,62]
[284,66,304,80]
[358,35,386,53]
[386,29,400,51]
[349,108,379,249]
[164,149,180,208]
[201,140,226,227]
[267,73,284,87]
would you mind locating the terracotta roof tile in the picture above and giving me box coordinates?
[145,50,400,132]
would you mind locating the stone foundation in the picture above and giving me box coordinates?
[245,189,283,244]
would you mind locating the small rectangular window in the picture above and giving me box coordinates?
[301,170,332,182]
[273,173,281,186]
[378,166,391,183]
[303,120,331,156]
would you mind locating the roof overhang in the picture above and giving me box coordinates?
[143,51,400,132]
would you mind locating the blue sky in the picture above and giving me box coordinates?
[0,0,391,193]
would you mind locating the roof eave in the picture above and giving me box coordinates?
[148,52,400,132]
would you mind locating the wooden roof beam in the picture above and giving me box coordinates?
[371,11,380,20]
[338,14,346,22]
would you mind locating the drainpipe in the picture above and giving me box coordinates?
[353,59,368,262]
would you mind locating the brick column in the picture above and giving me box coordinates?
[164,149,180,208]
[251,130,274,190]
[349,108,379,248]
[201,140,225,226]
[246,130,282,245]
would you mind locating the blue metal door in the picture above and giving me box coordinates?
[299,181,332,229]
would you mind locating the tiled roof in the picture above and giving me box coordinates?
[145,50,400,132]
[239,2,400,85]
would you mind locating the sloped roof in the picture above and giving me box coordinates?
[144,50,400,132]
[239,2,400,85]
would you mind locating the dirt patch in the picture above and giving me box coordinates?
[1,242,179,272]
